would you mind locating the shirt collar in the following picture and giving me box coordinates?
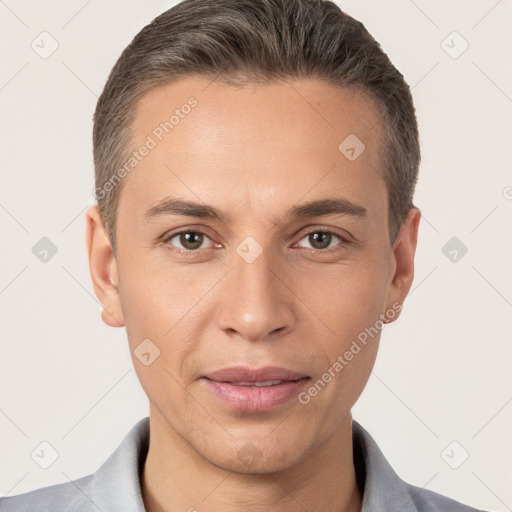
[89,417,418,512]
[90,417,149,512]
[352,421,418,511]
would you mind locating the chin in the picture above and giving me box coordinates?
[212,451,303,475]
[194,433,312,475]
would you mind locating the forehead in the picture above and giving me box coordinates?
[131,76,383,151]
[121,76,386,222]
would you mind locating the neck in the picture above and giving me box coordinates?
[141,407,362,512]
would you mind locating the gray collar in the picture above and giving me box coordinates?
[89,417,419,512]
[352,421,418,511]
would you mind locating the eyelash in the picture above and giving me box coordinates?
[161,227,351,255]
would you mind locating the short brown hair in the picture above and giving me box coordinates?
[93,0,420,255]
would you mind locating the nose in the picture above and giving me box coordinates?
[215,246,296,343]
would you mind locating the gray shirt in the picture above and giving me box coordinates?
[0,417,484,511]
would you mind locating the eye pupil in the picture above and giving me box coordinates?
[181,232,203,250]
[309,232,331,249]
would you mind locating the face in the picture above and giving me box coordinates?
[87,76,419,474]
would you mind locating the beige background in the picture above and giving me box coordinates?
[1,0,511,510]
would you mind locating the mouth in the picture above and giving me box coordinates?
[202,366,310,412]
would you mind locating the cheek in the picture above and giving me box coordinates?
[299,256,388,397]
[117,265,201,409]
[300,278,384,425]
[303,257,390,340]
[117,252,198,334]
[116,257,220,376]
[119,275,175,338]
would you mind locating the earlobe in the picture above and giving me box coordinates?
[385,207,421,320]
[85,205,125,328]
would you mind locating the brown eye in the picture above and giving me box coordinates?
[296,230,348,251]
[165,231,213,251]
[308,232,333,249]
[179,232,204,250]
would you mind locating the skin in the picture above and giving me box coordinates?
[86,77,420,512]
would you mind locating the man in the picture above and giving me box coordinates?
[0,0,485,510]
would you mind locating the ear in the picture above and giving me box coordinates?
[85,205,125,328]
[384,207,421,322]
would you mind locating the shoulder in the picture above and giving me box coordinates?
[352,420,489,512]
[0,417,150,512]
[0,475,94,512]
[405,482,486,512]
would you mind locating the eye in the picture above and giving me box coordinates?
[295,229,349,251]
[163,230,216,251]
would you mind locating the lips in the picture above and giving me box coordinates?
[202,366,310,412]
[204,366,308,383]
[229,380,285,387]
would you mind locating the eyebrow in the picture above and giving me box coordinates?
[289,197,367,219]
[141,198,229,224]
[141,197,367,224]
